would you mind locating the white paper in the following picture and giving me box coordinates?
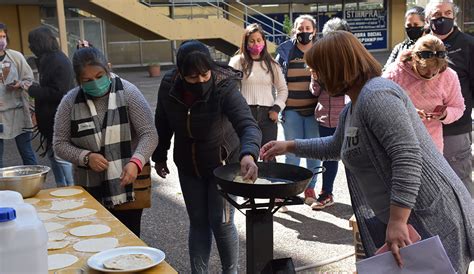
[356,236,456,274]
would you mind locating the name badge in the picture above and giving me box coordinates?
[346,127,358,137]
[78,121,95,132]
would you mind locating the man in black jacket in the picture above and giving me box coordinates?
[425,0,474,198]
[153,40,261,273]
[27,26,75,187]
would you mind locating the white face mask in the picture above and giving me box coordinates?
[0,38,6,51]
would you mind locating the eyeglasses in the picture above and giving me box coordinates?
[415,51,448,59]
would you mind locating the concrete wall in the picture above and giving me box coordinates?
[0,5,41,55]
[390,0,406,49]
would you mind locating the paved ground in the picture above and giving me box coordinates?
[4,51,391,273]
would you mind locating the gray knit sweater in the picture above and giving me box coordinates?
[295,77,474,273]
[53,78,158,170]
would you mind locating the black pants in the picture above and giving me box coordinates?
[249,105,278,146]
[85,186,144,237]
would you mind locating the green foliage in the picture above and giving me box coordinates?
[283,14,293,37]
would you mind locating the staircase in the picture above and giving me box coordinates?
[68,0,288,55]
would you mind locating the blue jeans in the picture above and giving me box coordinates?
[178,172,238,274]
[47,148,74,187]
[318,126,339,195]
[282,109,321,189]
[0,132,37,168]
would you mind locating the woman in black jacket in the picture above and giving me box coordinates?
[153,40,261,274]
[27,26,75,187]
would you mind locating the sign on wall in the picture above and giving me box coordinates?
[345,9,388,50]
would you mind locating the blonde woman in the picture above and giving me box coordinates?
[383,35,464,153]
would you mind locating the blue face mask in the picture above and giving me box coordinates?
[82,75,111,97]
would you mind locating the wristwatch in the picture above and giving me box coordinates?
[83,153,91,167]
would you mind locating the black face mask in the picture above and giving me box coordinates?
[405,26,424,41]
[182,77,213,95]
[430,17,454,36]
[296,32,313,45]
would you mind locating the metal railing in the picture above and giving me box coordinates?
[139,0,290,43]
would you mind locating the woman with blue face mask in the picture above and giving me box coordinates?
[0,22,37,168]
[53,47,158,237]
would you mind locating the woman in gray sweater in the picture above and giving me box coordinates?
[53,47,158,236]
[261,31,473,273]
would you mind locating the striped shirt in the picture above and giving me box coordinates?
[285,47,318,115]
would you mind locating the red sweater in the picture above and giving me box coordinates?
[310,79,349,128]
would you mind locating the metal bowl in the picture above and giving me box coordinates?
[0,165,50,198]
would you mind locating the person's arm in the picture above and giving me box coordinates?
[222,80,261,161]
[440,69,465,124]
[228,55,242,71]
[53,89,91,166]
[152,76,174,163]
[123,80,159,165]
[271,62,288,112]
[9,51,34,90]
[28,58,73,103]
[293,106,347,161]
[360,87,422,207]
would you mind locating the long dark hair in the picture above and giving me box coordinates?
[28,26,60,56]
[236,23,278,82]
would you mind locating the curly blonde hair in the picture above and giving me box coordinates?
[412,34,448,73]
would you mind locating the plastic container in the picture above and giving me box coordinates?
[0,190,48,274]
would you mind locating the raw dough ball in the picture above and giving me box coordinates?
[47,241,69,250]
[73,237,118,252]
[44,222,64,232]
[58,208,97,219]
[48,232,67,241]
[48,254,78,270]
[50,189,83,197]
[103,254,154,270]
[69,224,111,237]
[24,198,40,204]
[38,212,56,221]
[50,200,83,211]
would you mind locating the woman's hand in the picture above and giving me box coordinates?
[120,162,138,187]
[240,155,258,182]
[89,153,109,172]
[416,108,426,120]
[155,161,170,178]
[268,111,278,123]
[259,140,295,161]
[386,221,412,267]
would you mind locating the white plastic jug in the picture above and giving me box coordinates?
[0,190,48,274]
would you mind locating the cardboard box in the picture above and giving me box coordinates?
[349,215,366,261]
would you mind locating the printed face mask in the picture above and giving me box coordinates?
[0,38,7,51]
[247,44,265,56]
[296,32,314,45]
[405,26,425,41]
[82,74,111,97]
[430,17,454,36]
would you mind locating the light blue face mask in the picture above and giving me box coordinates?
[82,74,111,97]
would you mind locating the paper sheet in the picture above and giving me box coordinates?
[356,236,456,274]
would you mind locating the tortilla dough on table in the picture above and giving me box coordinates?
[73,237,119,252]
[44,222,64,232]
[50,200,83,211]
[38,212,56,221]
[48,232,67,241]
[47,241,69,250]
[50,189,83,197]
[103,254,154,270]
[69,224,111,237]
[48,254,78,270]
[58,208,97,219]
[24,198,40,204]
